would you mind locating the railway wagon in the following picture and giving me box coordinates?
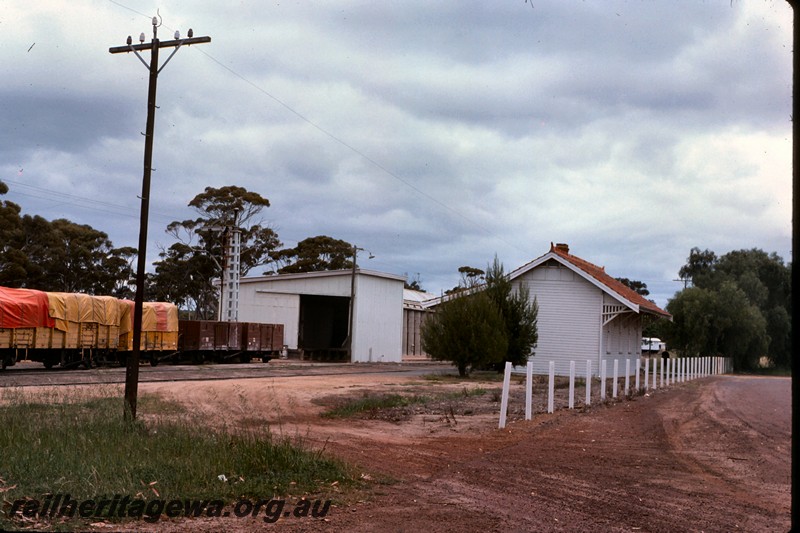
[2,285,283,369]
[0,287,124,369]
[241,322,284,362]
[118,300,179,365]
[178,320,283,363]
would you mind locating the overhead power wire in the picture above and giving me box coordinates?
[105,0,530,259]
[2,178,176,225]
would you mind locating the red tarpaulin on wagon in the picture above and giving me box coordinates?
[0,286,56,329]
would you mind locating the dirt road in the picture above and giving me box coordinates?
[127,371,789,532]
[305,375,790,532]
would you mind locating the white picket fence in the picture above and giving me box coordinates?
[498,356,732,429]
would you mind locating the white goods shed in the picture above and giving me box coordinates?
[507,243,672,377]
[236,269,405,363]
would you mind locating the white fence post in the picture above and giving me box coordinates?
[660,356,665,387]
[585,359,592,406]
[652,358,658,390]
[635,358,641,390]
[667,357,675,385]
[569,360,575,409]
[612,359,619,398]
[624,359,630,396]
[547,361,555,414]
[600,359,607,400]
[499,361,512,429]
[644,358,649,391]
[525,361,533,421]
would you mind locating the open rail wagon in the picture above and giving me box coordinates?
[177,320,284,364]
[0,286,178,369]
[118,299,179,366]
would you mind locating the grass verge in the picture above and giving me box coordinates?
[322,387,487,418]
[422,370,505,383]
[0,387,353,529]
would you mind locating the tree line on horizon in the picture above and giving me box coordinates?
[0,181,379,318]
[1,180,791,370]
[655,247,792,372]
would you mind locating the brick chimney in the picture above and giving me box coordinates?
[554,243,570,254]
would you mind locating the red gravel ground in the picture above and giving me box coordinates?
[283,375,790,532]
[110,372,789,532]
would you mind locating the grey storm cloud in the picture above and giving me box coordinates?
[0,0,792,306]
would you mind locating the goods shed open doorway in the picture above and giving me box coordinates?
[298,294,350,361]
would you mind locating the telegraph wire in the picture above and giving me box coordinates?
[2,178,176,225]
[105,0,531,259]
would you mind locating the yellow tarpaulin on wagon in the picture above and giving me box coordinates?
[47,293,124,332]
[119,300,179,336]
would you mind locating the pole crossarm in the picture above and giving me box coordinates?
[108,36,211,54]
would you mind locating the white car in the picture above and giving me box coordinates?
[641,337,666,353]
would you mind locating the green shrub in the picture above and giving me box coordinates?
[421,289,507,376]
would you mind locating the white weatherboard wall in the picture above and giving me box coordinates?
[602,295,640,377]
[513,263,601,376]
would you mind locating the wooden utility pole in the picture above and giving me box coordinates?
[110,18,210,420]
[347,246,359,362]
[786,1,798,529]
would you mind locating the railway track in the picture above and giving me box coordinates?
[0,360,451,388]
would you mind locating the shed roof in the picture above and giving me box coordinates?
[509,243,672,320]
[403,289,438,310]
[241,268,406,285]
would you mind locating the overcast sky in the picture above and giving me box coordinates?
[0,1,792,308]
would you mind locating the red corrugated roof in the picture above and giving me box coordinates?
[548,243,671,319]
